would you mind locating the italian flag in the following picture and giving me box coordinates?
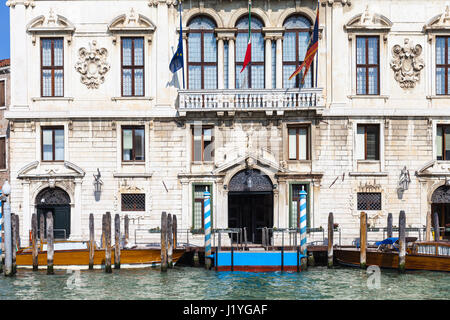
[240,0,252,73]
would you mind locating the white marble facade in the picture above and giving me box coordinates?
[5,0,450,246]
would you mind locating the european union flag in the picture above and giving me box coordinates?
[169,3,185,88]
[169,37,183,74]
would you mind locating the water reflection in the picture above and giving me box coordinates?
[0,266,448,300]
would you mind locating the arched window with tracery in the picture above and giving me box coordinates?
[283,15,313,88]
[235,15,265,89]
[187,16,217,90]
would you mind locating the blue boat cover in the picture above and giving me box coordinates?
[375,237,399,246]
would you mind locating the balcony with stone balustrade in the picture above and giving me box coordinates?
[177,88,325,116]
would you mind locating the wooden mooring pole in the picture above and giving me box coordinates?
[327,212,334,268]
[124,214,129,246]
[398,210,406,273]
[433,211,441,241]
[173,215,177,249]
[426,211,431,241]
[89,213,94,270]
[387,213,393,238]
[11,213,17,275]
[360,211,367,269]
[101,214,106,249]
[14,214,20,252]
[46,211,54,275]
[167,213,173,268]
[39,214,45,245]
[114,214,121,269]
[31,213,38,271]
[161,211,168,272]
[104,212,112,273]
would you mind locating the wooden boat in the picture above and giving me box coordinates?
[16,241,185,269]
[334,241,450,272]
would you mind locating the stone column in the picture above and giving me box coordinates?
[228,37,236,89]
[72,178,82,240]
[180,180,190,230]
[275,36,283,89]
[156,1,170,105]
[265,37,272,89]
[9,3,28,108]
[217,38,224,89]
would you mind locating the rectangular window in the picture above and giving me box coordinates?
[224,41,229,89]
[192,126,213,162]
[288,126,309,160]
[122,126,145,161]
[357,192,382,210]
[121,193,145,211]
[290,184,310,228]
[0,137,5,169]
[41,127,64,161]
[41,38,64,97]
[356,124,380,160]
[356,36,379,95]
[193,184,212,229]
[436,124,450,160]
[121,37,144,96]
[272,41,276,89]
[0,80,5,107]
[436,37,450,95]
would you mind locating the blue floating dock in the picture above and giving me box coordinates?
[212,250,306,272]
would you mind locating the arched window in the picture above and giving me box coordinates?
[236,15,265,89]
[283,15,313,88]
[187,16,217,90]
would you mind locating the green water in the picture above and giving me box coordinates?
[0,266,448,300]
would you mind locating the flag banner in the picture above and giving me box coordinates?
[240,0,252,73]
[289,4,319,83]
[169,4,184,76]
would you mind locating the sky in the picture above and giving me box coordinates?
[0,3,9,60]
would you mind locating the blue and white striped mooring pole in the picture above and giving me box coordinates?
[299,187,307,257]
[204,188,212,269]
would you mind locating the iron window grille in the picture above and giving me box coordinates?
[121,193,145,211]
[357,192,382,210]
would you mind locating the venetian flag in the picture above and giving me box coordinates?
[240,0,252,73]
[289,4,319,84]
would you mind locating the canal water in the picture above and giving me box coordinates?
[0,266,448,300]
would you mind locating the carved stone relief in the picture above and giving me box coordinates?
[75,41,110,89]
[390,38,424,88]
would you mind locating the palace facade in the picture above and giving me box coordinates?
[6,0,450,246]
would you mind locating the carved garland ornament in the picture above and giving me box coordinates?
[390,38,424,88]
[75,41,110,89]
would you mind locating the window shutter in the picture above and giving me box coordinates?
[0,81,5,106]
[0,137,5,169]
[356,125,365,160]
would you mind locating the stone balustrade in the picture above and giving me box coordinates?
[178,88,325,113]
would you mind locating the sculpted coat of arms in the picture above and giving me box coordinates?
[390,38,424,88]
[75,41,110,89]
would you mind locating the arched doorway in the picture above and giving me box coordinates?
[431,185,450,240]
[228,169,273,244]
[35,187,71,239]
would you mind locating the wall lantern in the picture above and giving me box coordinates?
[93,168,103,201]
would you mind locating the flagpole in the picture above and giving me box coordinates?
[179,2,185,89]
[315,0,319,88]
